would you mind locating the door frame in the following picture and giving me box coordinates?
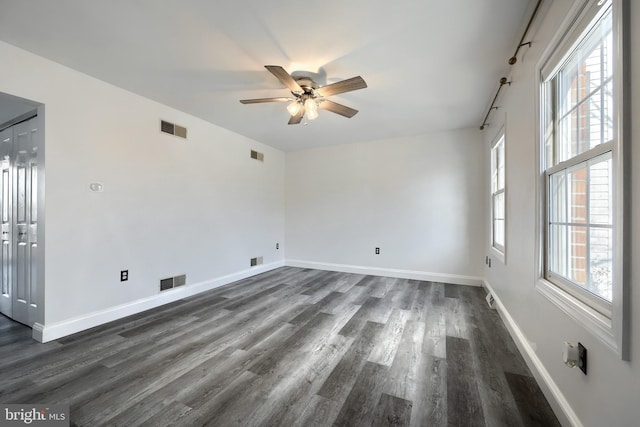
[0,97,45,341]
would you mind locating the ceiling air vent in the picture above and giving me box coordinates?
[160,120,187,139]
[250,150,264,161]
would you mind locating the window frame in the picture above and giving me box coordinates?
[535,0,628,359]
[490,130,506,262]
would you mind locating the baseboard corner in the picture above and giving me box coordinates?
[482,280,583,427]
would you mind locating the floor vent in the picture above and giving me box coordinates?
[485,292,496,309]
[160,120,187,139]
[160,274,187,291]
[250,256,263,267]
[250,150,264,161]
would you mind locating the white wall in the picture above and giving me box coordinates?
[483,0,640,426]
[285,129,486,283]
[0,41,285,333]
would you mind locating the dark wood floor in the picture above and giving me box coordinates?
[0,267,559,426]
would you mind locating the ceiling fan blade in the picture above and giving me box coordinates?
[239,97,290,104]
[316,76,367,97]
[288,107,305,125]
[318,100,359,118]
[265,65,303,93]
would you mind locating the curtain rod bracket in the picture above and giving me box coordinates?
[509,42,533,64]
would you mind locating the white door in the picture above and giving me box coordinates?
[0,116,39,326]
[0,127,12,317]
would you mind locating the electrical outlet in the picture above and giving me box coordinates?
[488,258,492,268]
[120,270,128,282]
[578,342,587,375]
[486,255,489,265]
[375,247,380,255]
[276,243,279,250]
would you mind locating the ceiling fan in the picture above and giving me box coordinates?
[240,65,367,125]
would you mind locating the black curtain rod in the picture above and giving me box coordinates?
[480,0,543,130]
[509,0,544,65]
[480,78,510,131]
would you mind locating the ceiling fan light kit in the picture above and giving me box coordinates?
[240,65,367,125]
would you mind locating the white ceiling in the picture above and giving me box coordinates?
[0,0,532,151]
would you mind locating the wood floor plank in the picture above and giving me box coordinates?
[505,372,562,427]
[289,291,344,326]
[318,320,384,401]
[332,273,367,293]
[445,296,470,339]
[423,286,447,358]
[446,336,485,427]
[368,308,409,367]
[338,296,392,337]
[294,394,343,426]
[138,400,192,427]
[385,279,418,310]
[371,393,413,427]
[332,361,389,426]
[241,331,352,426]
[417,356,447,427]
[461,287,528,426]
[0,267,560,427]
[384,320,426,400]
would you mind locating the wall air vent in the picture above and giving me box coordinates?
[250,256,263,267]
[160,274,187,291]
[174,274,186,287]
[160,278,174,291]
[250,150,264,161]
[160,120,187,139]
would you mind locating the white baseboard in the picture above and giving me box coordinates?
[285,259,483,287]
[482,279,583,427]
[36,261,284,343]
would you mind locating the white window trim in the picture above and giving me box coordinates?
[534,0,628,360]
[490,128,506,264]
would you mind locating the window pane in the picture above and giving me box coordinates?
[604,12,613,80]
[549,224,568,277]
[555,8,613,164]
[544,83,555,169]
[493,191,505,249]
[558,109,578,163]
[549,172,567,223]
[581,89,598,150]
[569,225,588,285]
[494,219,505,248]
[559,64,578,117]
[494,192,505,220]
[568,166,587,224]
[589,226,612,301]
[603,80,613,142]
[491,148,497,193]
[589,154,612,225]
[497,139,505,190]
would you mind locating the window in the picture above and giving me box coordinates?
[491,132,506,258]
[538,0,627,358]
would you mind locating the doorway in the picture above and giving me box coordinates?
[0,92,44,332]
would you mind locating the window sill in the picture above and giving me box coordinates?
[490,246,505,264]
[536,278,621,356]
